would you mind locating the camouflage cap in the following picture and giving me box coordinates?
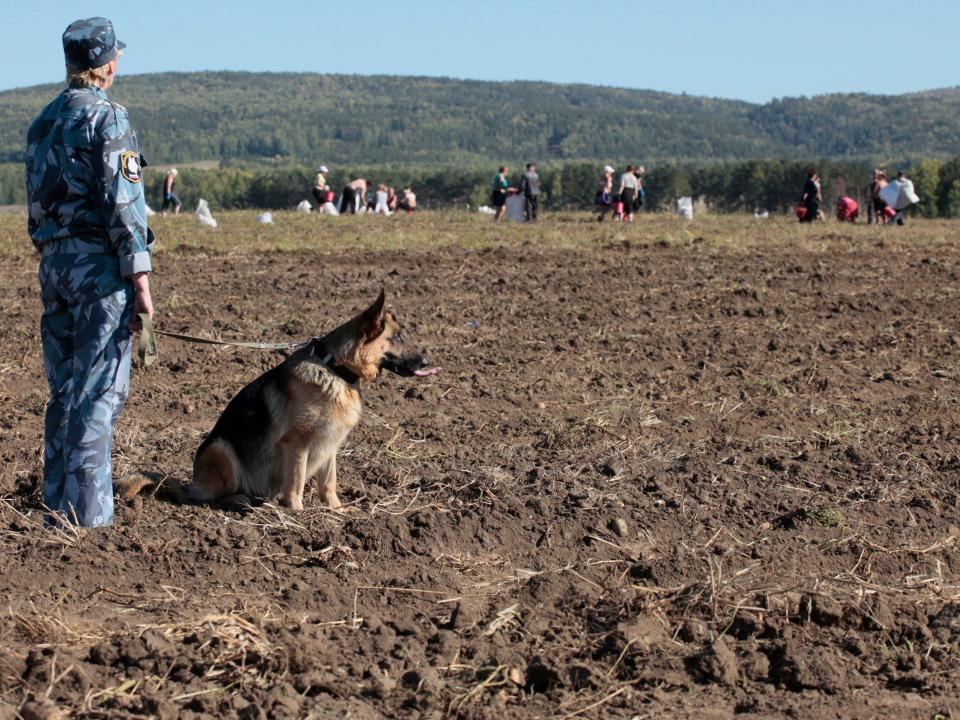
[62,17,126,70]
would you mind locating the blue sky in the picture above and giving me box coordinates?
[6,0,958,102]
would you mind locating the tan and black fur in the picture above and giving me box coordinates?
[188,291,436,511]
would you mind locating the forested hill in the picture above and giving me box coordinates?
[1,72,958,165]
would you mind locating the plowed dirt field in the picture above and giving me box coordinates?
[1,213,958,719]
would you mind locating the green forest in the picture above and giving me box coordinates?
[2,72,959,215]
[1,72,959,166]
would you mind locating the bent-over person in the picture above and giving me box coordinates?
[161,168,181,215]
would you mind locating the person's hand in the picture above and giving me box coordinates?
[128,273,153,331]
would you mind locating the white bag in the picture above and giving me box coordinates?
[878,183,899,208]
[677,197,694,220]
[899,179,919,207]
[196,199,218,228]
[880,180,919,211]
[256,212,273,224]
[296,200,312,213]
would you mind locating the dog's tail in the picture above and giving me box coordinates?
[114,474,154,502]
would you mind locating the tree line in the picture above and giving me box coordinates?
[2,157,959,216]
[2,73,959,166]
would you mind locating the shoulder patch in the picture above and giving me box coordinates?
[120,150,142,183]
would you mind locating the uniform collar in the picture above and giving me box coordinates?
[66,85,108,101]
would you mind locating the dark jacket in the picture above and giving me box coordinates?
[519,170,541,197]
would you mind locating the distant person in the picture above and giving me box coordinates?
[836,195,859,223]
[618,164,640,223]
[891,170,918,226]
[799,167,821,223]
[595,165,614,222]
[386,186,398,212]
[364,183,377,213]
[312,165,329,208]
[26,17,154,527]
[491,166,509,221]
[399,187,417,214]
[518,162,541,221]
[161,168,181,216]
[871,169,889,225]
[374,183,391,215]
[633,165,646,214]
[339,178,368,214]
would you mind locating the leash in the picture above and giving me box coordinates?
[137,313,307,367]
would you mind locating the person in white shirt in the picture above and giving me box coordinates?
[618,165,640,223]
[374,184,391,215]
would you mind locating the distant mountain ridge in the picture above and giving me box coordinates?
[1,72,958,166]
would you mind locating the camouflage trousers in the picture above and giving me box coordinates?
[39,242,133,528]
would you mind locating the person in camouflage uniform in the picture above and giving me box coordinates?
[25,17,155,528]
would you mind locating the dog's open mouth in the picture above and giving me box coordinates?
[380,354,442,378]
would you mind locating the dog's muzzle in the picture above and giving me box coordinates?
[380,352,441,378]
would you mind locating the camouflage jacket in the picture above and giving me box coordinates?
[26,85,153,277]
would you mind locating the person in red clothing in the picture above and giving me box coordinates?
[836,196,859,222]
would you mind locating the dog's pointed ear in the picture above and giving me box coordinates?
[359,289,386,338]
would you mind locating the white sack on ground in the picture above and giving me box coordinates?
[321,202,339,215]
[677,197,694,220]
[196,199,218,228]
[296,200,312,213]
[256,212,273,224]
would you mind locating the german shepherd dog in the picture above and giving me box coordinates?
[188,291,440,511]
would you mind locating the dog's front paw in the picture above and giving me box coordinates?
[221,494,254,511]
[279,494,304,511]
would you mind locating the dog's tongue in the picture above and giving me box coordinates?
[413,367,442,378]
